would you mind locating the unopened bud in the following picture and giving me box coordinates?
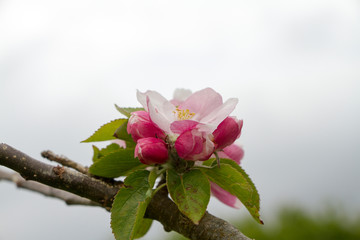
[127,111,165,142]
[213,117,243,150]
[135,137,168,165]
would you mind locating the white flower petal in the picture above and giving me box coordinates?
[173,88,192,102]
[200,98,238,132]
[136,90,148,111]
[146,92,176,133]
[180,88,223,121]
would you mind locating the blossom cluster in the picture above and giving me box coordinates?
[128,88,243,163]
[127,88,245,208]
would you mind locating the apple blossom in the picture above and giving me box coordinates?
[129,88,244,165]
[136,88,238,134]
[135,88,238,161]
[127,111,165,142]
[135,137,168,165]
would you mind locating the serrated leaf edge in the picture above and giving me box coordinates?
[89,148,143,178]
[110,170,152,240]
[81,119,127,143]
[202,162,263,224]
[216,159,260,212]
[115,105,144,118]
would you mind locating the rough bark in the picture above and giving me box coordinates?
[0,169,101,207]
[0,143,251,240]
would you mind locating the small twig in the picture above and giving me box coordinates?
[0,169,102,208]
[41,150,88,175]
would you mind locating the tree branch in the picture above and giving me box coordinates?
[41,150,89,175]
[0,143,251,240]
[0,143,120,210]
[0,169,101,207]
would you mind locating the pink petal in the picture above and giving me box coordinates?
[112,139,126,148]
[195,134,216,161]
[210,182,242,209]
[170,120,198,134]
[174,130,200,158]
[218,144,244,164]
[179,88,223,121]
[175,129,214,161]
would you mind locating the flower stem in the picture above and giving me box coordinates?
[214,151,221,168]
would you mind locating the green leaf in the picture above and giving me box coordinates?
[133,218,153,239]
[115,105,144,118]
[148,168,158,189]
[202,158,216,167]
[111,170,153,240]
[82,119,127,143]
[89,148,143,178]
[92,145,101,162]
[202,159,263,224]
[167,169,210,224]
[92,143,121,163]
[113,119,136,148]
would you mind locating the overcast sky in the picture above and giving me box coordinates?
[1,1,360,239]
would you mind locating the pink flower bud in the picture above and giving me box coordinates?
[127,111,165,142]
[135,137,168,165]
[213,117,243,150]
[175,129,215,161]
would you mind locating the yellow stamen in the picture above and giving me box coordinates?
[173,107,195,120]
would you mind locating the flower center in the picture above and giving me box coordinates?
[174,107,195,120]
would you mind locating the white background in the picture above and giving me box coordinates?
[1,1,360,239]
